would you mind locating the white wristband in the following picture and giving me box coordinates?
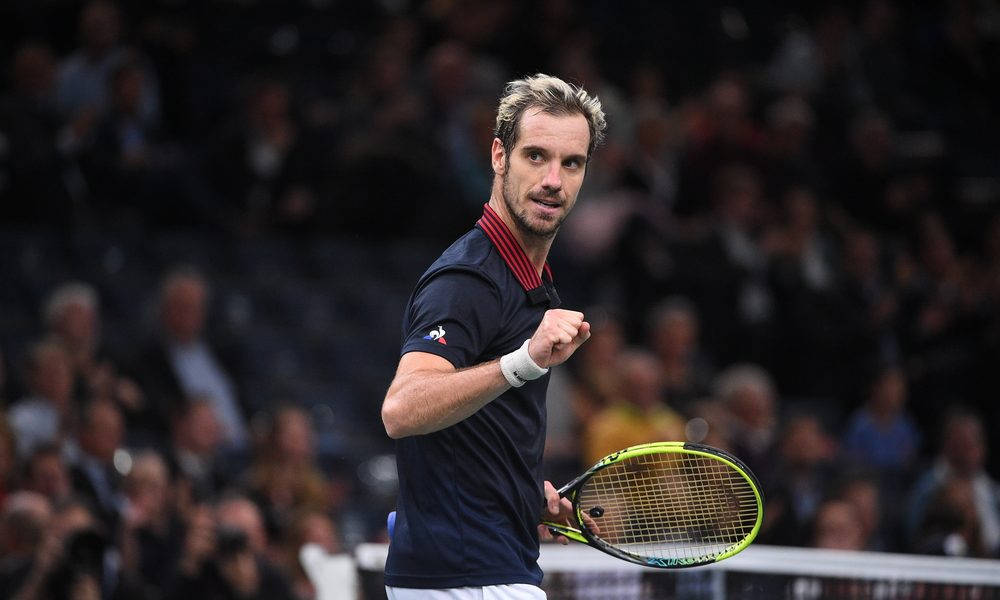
[500,339,549,388]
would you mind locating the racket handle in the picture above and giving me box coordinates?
[387,511,396,537]
[541,520,588,544]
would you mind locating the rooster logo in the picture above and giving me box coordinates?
[423,325,447,344]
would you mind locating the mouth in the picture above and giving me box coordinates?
[531,197,562,210]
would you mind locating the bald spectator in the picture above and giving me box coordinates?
[132,267,248,451]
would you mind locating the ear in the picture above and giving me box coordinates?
[491,138,506,175]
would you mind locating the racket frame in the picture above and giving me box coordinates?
[542,441,764,568]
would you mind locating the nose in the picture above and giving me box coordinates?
[541,162,562,192]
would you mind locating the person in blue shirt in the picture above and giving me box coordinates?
[381,74,606,599]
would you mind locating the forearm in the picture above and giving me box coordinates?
[381,359,510,438]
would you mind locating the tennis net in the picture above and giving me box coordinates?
[348,543,1000,599]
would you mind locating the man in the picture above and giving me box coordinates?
[69,398,126,532]
[167,494,295,600]
[381,74,606,599]
[8,340,75,459]
[133,267,248,450]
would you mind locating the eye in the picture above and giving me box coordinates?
[527,151,543,162]
[564,158,583,170]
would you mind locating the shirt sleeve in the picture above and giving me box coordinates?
[401,268,502,369]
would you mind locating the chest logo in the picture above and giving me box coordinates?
[423,325,447,345]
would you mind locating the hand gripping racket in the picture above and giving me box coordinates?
[542,441,763,568]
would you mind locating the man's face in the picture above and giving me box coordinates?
[494,109,590,240]
[163,278,206,344]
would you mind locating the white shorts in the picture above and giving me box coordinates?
[385,584,546,600]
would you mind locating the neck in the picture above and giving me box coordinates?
[487,196,553,275]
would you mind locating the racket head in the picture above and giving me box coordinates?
[563,441,763,568]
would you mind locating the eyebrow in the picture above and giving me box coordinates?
[521,145,588,164]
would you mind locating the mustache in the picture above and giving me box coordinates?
[532,188,562,199]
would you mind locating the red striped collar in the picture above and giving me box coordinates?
[476,203,554,293]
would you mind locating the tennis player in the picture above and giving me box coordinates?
[381,74,606,599]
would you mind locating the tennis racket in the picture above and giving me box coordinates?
[542,441,763,568]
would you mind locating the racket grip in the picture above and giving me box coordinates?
[387,511,396,537]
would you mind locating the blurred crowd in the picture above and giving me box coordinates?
[1,0,1000,597]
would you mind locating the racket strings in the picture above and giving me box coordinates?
[578,452,758,562]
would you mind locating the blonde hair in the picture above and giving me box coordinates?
[494,73,607,159]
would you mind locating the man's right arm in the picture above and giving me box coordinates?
[380,351,511,439]
[381,309,591,439]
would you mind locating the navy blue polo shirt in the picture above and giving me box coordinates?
[385,204,561,589]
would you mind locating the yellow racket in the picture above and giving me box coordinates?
[542,442,763,568]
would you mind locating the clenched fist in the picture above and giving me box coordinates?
[527,309,591,368]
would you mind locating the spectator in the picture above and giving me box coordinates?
[811,498,867,551]
[686,162,775,366]
[203,76,327,234]
[168,494,294,600]
[835,228,902,403]
[169,396,228,506]
[55,0,160,132]
[8,498,118,600]
[133,267,249,452]
[42,281,144,423]
[901,213,982,434]
[761,96,821,194]
[766,185,845,398]
[69,398,126,533]
[7,340,75,459]
[582,349,685,466]
[20,444,72,506]
[906,409,1000,557]
[565,307,627,429]
[676,74,764,218]
[833,472,895,552]
[713,363,779,481]
[832,109,895,231]
[0,0,998,583]
[759,411,838,547]
[913,476,990,558]
[841,365,920,486]
[0,491,52,598]
[0,42,78,228]
[120,450,183,595]
[281,510,343,600]
[247,405,330,542]
[646,296,713,412]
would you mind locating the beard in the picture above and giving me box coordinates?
[501,170,563,240]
